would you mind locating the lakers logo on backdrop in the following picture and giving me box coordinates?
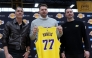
[89,31,92,36]
[88,19,92,24]
[77,13,85,19]
[33,13,39,19]
[23,19,29,24]
[8,13,16,19]
[0,20,4,25]
[56,13,64,19]
[0,33,3,39]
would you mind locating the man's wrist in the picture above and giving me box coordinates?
[26,50,30,53]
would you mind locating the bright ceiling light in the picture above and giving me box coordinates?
[70,4,75,8]
[35,3,39,7]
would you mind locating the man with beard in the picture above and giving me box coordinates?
[60,7,90,58]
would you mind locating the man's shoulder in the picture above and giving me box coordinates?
[6,20,13,26]
[49,17,56,20]
[31,18,39,23]
[61,21,67,26]
[48,17,57,22]
[61,23,66,27]
[75,20,84,24]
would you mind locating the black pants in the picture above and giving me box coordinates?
[8,49,26,58]
[65,54,84,58]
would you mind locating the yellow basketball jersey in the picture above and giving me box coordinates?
[35,26,61,58]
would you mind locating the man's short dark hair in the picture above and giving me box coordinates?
[39,4,48,9]
[15,6,23,11]
[65,7,72,13]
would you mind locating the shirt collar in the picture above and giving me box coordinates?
[13,19,25,25]
[39,15,49,20]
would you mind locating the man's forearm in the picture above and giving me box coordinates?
[3,46,9,55]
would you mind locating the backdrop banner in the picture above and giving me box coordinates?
[0,12,92,58]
